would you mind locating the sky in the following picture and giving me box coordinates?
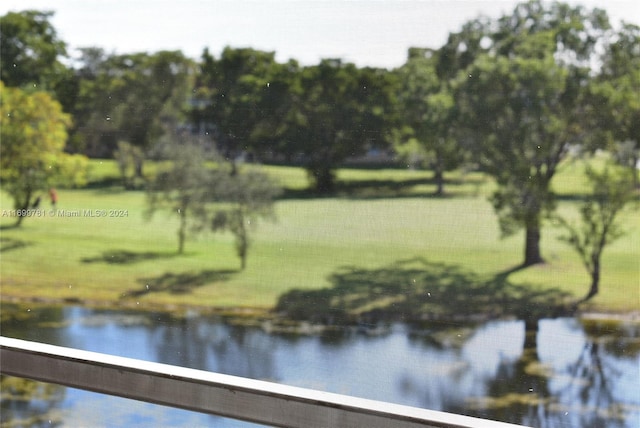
[2,0,639,69]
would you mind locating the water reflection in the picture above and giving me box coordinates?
[0,376,66,427]
[148,318,279,381]
[461,319,640,428]
[1,304,638,428]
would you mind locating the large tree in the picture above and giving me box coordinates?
[192,51,397,194]
[71,50,193,162]
[0,83,87,226]
[190,47,280,168]
[0,10,66,89]
[586,23,640,186]
[454,1,610,266]
[286,59,396,193]
[0,10,78,112]
[395,48,462,196]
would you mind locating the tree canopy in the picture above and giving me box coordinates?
[454,1,611,266]
[395,48,461,195]
[0,10,67,89]
[283,59,396,192]
[0,82,87,226]
[70,49,193,160]
[190,47,282,167]
[587,23,640,184]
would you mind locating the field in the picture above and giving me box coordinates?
[1,159,638,317]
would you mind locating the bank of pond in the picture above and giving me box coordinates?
[1,303,639,428]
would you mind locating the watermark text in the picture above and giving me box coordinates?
[1,209,129,219]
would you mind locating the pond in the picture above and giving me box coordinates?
[1,304,639,428]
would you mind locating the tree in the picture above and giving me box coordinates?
[457,48,570,266]
[0,83,87,226]
[454,1,610,266]
[246,59,303,162]
[71,50,193,162]
[145,138,212,254]
[587,23,640,186]
[191,51,396,193]
[0,10,67,89]
[211,168,281,270]
[556,161,637,303]
[113,141,144,189]
[0,10,79,114]
[436,15,493,81]
[395,48,462,196]
[146,136,280,264]
[191,47,280,168]
[286,59,396,193]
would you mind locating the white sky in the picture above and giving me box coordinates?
[1,1,639,69]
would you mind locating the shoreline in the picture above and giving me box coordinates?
[3,293,639,327]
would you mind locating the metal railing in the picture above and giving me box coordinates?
[0,336,527,428]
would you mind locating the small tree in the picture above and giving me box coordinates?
[556,162,637,303]
[211,168,281,270]
[0,83,87,226]
[146,140,212,254]
[114,141,144,190]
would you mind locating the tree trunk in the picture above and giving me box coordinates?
[434,165,444,196]
[523,318,539,346]
[631,155,639,189]
[134,155,144,179]
[15,200,27,226]
[523,225,544,267]
[312,167,335,194]
[229,158,238,176]
[235,220,248,271]
[14,192,32,227]
[177,208,186,254]
[583,260,600,302]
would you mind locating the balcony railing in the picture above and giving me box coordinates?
[0,336,527,428]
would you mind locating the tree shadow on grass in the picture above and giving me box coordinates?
[123,269,238,298]
[334,175,489,200]
[337,177,433,199]
[279,175,488,200]
[0,237,33,252]
[81,249,179,265]
[275,257,573,326]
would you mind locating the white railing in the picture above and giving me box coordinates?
[0,336,527,428]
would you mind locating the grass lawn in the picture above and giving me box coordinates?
[1,159,638,317]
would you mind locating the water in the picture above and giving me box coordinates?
[1,304,639,427]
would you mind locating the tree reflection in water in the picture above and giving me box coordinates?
[148,315,279,382]
[1,376,66,428]
[461,319,639,428]
[1,305,68,427]
[1,304,638,428]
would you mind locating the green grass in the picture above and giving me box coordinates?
[1,159,638,317]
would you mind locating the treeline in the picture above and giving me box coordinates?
[1,1,638,275]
